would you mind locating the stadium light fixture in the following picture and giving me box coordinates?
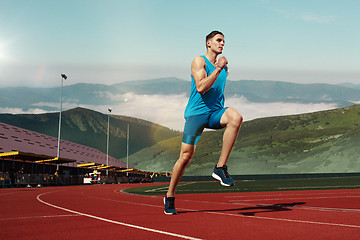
[56,73,67,171]
[126,123,129,177]
[106,108,112,176]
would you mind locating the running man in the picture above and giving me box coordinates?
[164,31,243,215]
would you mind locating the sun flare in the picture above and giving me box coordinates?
[0,40,11,61]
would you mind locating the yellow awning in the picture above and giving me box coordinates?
[0,151,20,157]
[0,151,73,163]
[35,157,76,164]
[77,162,101,168]
[97,165,115,170]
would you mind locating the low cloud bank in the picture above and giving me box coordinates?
[103,93,338,130]
[1,93,339,131]
[226,96,339,122]
[0,107,48,115]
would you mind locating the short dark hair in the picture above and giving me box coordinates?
[206,30,224,46]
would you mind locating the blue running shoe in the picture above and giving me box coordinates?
[164,196,178,215]
[212,165,235,186]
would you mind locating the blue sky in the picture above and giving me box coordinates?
[0,0,359,87]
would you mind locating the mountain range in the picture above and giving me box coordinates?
[1,78,360,111]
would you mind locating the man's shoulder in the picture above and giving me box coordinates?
[192,55,206,67]
[193,55,205,61]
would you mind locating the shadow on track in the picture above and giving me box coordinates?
[177,202,307,216]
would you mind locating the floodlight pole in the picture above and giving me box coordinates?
[106,108,111,176]
[56,74,67,171]
[126,123,129,177]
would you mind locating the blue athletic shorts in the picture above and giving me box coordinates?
[182,107,228,145]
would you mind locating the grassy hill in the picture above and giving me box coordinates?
[0,107,181,159]
[1,105,359,176]
[126,105,360,175]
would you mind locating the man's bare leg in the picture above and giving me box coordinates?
[166,143,196,197]
[217,108,243,167]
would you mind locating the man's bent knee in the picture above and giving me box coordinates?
[178,143,195,166]
[227,109,243,128]
[232,112,243,127]
[179,153,192,166]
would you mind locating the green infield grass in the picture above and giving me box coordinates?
[123,176,360,196]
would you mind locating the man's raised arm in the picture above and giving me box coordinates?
[191,56,227,94]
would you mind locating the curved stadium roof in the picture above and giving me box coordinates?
[0,122,127,168]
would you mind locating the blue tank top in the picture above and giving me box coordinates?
[184,55,228,118]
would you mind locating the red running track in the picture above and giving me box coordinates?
[1,183,360,240]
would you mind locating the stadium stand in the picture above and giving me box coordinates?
[0,122,127,168]
[0,122,156,187]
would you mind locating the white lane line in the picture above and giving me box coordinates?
[185,196,360,213]
[176,206,360,229]
[247,214,360,229]
[225,191,360,198]
[277,185,360,189]
[295,206,360,212]
[36,192,203,240]
[0,191,22,196]
[145,182,195,192]
[254,204,360,213]
[0,214,79,221]
[228,195,360,202]
[94,189,360,229]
